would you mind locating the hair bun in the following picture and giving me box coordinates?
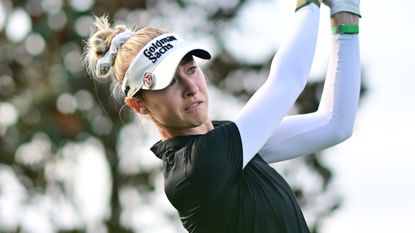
[83,15,123,80]
[83,15,169,89]
[95,29,134,79]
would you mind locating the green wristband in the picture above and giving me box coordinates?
[331,24,359,34]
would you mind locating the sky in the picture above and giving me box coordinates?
[1,0,415,232]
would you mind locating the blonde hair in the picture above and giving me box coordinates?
[83,15,168,92]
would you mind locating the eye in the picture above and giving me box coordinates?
[187,66,197,75]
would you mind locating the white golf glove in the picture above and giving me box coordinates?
[322,0,361,17]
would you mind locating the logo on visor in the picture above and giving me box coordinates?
[143,36,177,63]
[143,72,153,88]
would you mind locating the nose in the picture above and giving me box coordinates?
[181,76,199,97]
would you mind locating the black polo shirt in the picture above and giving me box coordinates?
[151,121,310,233]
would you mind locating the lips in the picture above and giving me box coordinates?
[184,101,203,111]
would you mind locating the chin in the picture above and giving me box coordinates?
[187,115,209,128]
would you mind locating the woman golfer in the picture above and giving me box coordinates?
[84,0,361,232]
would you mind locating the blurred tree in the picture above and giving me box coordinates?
[0,0,366,232]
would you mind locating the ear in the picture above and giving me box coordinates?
[124,97,149,114]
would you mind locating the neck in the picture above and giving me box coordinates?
[156,120,214,141]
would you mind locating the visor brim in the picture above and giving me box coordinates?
[143,45,211,91]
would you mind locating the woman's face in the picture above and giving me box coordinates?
[141,57,211,137]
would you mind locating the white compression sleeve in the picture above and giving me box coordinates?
[233,4,320,168]
[259,34,361,163]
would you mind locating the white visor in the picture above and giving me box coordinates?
[122,33,211,97]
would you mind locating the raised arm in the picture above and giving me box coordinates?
[259,6,361,163]
[233,2,320,168]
